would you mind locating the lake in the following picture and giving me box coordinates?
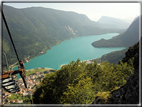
[14,33,127,78]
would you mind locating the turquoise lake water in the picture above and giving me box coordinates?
[14,33,127,78]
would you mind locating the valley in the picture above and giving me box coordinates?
[1,3,140,105]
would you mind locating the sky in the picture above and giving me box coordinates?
[0,0,141,23]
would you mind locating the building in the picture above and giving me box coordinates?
[10,100,15,103]
[23,91,28,96]
[18,100,23,103]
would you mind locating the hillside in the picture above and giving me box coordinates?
[98,16,130,29]
[32,40,139,104]
[2,5,124,65]
[92,16,139,47]
[92,41,139,104]
[94,48,128,65]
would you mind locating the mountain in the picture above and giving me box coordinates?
[92,41,139,104]
[94,48,128,65]
[2,5,125,65]
[92,16,139,47]
[97,16,130,29]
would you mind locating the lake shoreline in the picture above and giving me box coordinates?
[26,67,55,71]
[17,67,56,79]
[13,33,125,71]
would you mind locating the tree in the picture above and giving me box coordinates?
[61,76,95,104]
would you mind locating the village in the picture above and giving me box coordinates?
[1,60,98,105]
[1,69,52,105]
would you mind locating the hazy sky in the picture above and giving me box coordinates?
[1,0,141,23]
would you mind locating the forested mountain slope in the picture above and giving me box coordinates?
[94,48,128,65]
[92,41,139,104]
[2,5,124,65]
[92,16,139,47]
[32,41,139,104]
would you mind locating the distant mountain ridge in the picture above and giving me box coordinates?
[98,16,130,29]
[92,15,139,47]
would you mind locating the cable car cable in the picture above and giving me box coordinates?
[1,7,20,62]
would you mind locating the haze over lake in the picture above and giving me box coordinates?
[14,33,126,71]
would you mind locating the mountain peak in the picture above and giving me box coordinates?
[97,16,130,29]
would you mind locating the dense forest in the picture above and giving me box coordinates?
[2,5,126,65]
[92,16,139,47]
[32,41,139,104]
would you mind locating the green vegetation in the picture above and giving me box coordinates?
[25,68,55,76]
[32,41,139,104]
[122,42,139,70]
[7,93,31,104]
[94,48,128,65]
[95,42,139,104]
[32,58,134,104]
